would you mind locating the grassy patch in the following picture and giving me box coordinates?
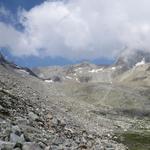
[115,131,150,150]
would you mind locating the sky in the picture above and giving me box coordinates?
[0,0,150,67]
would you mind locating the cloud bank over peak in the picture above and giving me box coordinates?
[1,0,150,60]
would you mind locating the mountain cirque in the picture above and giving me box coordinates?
[0,51,150,150]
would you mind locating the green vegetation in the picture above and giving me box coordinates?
[115,131,150,150]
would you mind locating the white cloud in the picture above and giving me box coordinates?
[0,22,39,56]
[0,0,150,59]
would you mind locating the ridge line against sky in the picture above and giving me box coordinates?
[0,0,150,67]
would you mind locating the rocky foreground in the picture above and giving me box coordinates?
[1,85,117,150]
[0,56,126,150]
[0,51,150,150]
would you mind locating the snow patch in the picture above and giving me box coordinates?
[16,69,29,75]
[66,76,72,80]
[135,58,145,67]
[97,68,104,71]
[45,79,53,83]
[75,67,82,71]
[89,68,103,73]
[89,69,96,73]
[75,67,82,72]
[111,67,116,70]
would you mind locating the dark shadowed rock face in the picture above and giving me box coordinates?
[0,52,6,64]
[0,52,22,68]
[0,52,15,67]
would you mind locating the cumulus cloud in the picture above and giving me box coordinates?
[0,0,150,59]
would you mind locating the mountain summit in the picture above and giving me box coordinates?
[116,49,150,69]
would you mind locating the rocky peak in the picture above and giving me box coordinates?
[116,49,150,69]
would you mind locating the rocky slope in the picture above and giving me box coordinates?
[0,51,150,150]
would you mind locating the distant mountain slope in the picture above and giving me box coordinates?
[0,52,38,78]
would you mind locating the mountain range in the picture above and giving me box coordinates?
[0,50,150,150]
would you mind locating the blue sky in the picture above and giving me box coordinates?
[0,0,46,12]
[0,0,149,67]
[0,0,115,67]
[0,0,74,67]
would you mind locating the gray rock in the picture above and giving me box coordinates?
[15,117,29,125]
[51,118,58,126]
[81,137,87,144]
[46,113,53,120]
[59,119,66,127]
[13,142,23,149]
[74,136,80,144]
[105,148,115,150]
[53,137,65,145]
[22,142,42,150]
[0,104,10,116]
[23,133,31,142]
[68,141,78,149]
[0,140,15,150]
[10,133,25,143]
[105,146,115,150]
[49,145,57,150]
[44,146,50,150]
[38,141,46,149]
[64,139,72,147]
[13,148,21,150]
[28,112,39,121]
[87,140,93,147]
[12,126,21,135]
[0,105,4,110]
